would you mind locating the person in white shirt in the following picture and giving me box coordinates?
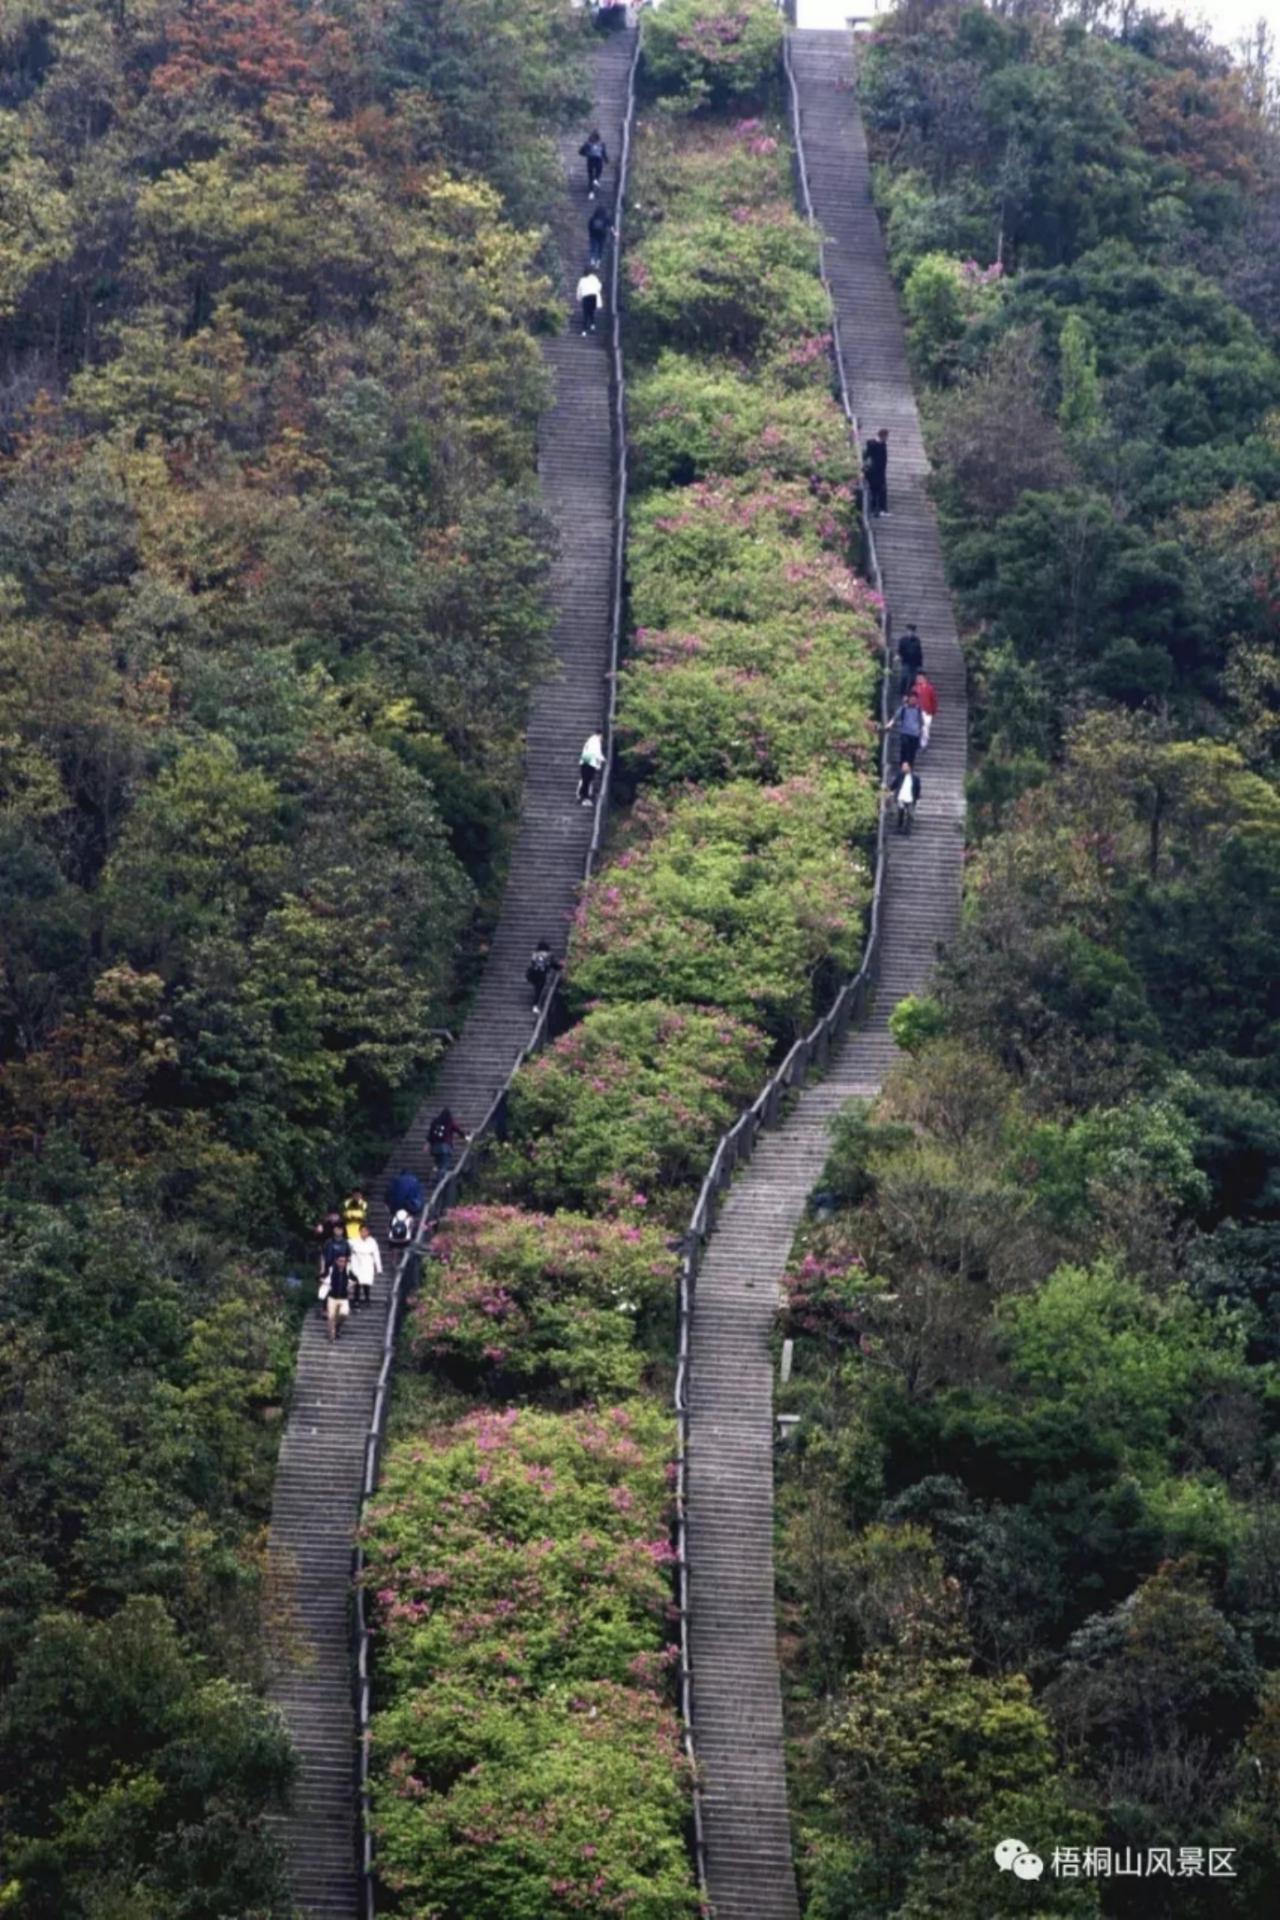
[577,268,603,335]
[578,732,605,805]
[892,761,920,835]
[348,1220,383,1308]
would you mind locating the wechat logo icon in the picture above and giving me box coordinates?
[994,1837,1045,1881]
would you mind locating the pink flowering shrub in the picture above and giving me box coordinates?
[495,999,768,1223]
[626,120,823,359]
[569,778,874,1039]
[630,351,859,489]
[618,610,881,788]
[408,1204,680,1399]
[366,1405,697,1915]
[372,1680,697,1918]
[641,0,783,114]
[630,473,861,627]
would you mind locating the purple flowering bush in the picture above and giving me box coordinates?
[408,1204,680,1399]
[496,999,768,1223]
[365,1404,697,1916]
[641,0,784,113]
[569,779,874,1038]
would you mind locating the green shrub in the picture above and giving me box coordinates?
[617,611,881,789]
[641,0,784,113]
[365,1402,675,1693]
[627,206,826,360]
[629,473,862,627]
[629,352,857,489]
[887,994,949,1054]
[373,1679,697,1920]
[495,999,768,1222]
[903,251,1006,381]
[569,779,874,1038]
[366,1404,696,1918]
[408,1204,679,1399]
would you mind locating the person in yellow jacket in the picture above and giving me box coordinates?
[343,1189,368,1240]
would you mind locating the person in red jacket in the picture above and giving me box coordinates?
[914,671,938,749]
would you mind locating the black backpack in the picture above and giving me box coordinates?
[389,1209,412,1245]
[428,1115,448,1145]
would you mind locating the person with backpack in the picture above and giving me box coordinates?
[428,1107,468,1177]
[587,202,614,268]
[578,732,605,805]
[388,1206,414,1248]
[526,939,562,1012]
[885,687,923,767]
[349,1220,382,1308]
[892,760,921,835]
[320,1248,352,1343]
[897,623,923,696]
[579,129,607,197]
[576,267,603,336]
[863,427,889,516]
[914,670,938,749]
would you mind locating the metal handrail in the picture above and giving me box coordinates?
[670,33,896,1899]
[350,29,642,1918]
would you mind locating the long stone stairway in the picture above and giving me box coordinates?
[685,30,968,1920]
[262,29,636,1919]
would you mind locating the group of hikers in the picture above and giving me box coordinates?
[885,623,938,835]
[575,131,613,333]
[311,1109,472,1342]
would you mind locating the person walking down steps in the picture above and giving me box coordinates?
[892,760,921,836]
[526,938,563,1013]
[897,622,923,697]
[580,128,608,197]
[578,732,605,806]
[588,201,614,269]
[577,267,603,336]
[319,1247,352,1344]
[886,687,924,767]
[348,1219,382,1309]
[863,426,889,517]
[914,668,938,750]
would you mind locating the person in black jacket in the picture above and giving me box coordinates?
[863,427,889,516]
[588,201,614,268]
[526,939,562,1012]
[579,129,607,197]
[322,1249,352,1342]
[897,622,923,696]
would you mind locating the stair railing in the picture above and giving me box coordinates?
[349,28,641,1919]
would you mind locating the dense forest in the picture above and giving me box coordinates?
[0,1,585,1912]
[779,4,1280,1917]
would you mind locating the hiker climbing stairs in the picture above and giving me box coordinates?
[262,28,636,1919]
[683,29,969,1920]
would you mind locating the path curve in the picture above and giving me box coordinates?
[684,29,968,1919]
[262,30,637,1919]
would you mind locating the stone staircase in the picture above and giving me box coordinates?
[685,30,968,1920]
[262,28,637,1918]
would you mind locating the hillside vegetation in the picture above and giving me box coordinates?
[779,7,1280,1918]
[362,2,885,1912]
[0,2,583,1912]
